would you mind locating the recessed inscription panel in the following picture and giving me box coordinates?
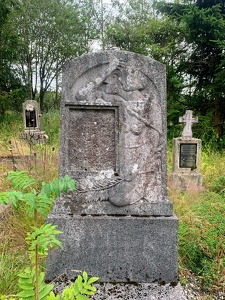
[68,108,116,171]
[180,143,197,169]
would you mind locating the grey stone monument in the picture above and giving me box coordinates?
[46,51,178,288]
[170,110,203,192]
[20,100,46,143]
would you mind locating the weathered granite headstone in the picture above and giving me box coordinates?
[170,110,203,192]
[20,100,46,143]
[46,51,178,287]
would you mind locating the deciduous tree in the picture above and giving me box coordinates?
[10,0,93,110]
[0,0,26,116]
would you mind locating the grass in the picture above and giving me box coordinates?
[0,111,59,295]
[0,110,59,189]
[0,111,225,296]
[0,208,33,294]
[168,147,225,293]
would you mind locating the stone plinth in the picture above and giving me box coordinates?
[47,215,178,283]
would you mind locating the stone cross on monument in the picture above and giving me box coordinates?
[179,110,198,138]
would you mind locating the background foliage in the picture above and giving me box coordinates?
[1,0,225,147]
[1,0,225,297]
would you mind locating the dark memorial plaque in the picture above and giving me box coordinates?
[68,108,116,171]
[180,143,197,169]
[25,109,37,128]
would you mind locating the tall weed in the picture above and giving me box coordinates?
[176,192,225,290]
[0,207,36,294]
[0,112,23,140]
[0,111,60,295]
[42,110,60,147]
[168,145,225,291]
[0,110,60,186]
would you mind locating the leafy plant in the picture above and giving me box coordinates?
[60,272,98,300]
[0,171,98,300]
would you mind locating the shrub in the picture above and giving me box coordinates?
[0,171,98,300]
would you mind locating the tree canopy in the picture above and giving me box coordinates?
[1,0,225,145]
[157,0,225,138]
[0,0,99,113]
[105,0,225,142]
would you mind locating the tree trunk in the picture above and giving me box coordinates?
[214,96,223,138]
[39,87,45,112]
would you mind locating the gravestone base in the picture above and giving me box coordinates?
[20,131,46,144]
[52,281,187,300]
[170,173,203,192]
[46,214,178,283]
[90,282,187,299]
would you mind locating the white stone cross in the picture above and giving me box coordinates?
[179,110,198,138]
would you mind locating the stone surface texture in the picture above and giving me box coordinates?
[52,281,187,300]
[56,50,169,216]
[46,50,178,285]
[179,110,198,138]
[91,282,187,299]
[47,215,178,283]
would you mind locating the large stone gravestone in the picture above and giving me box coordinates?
[170,110,203,192]
[46,51,178,284]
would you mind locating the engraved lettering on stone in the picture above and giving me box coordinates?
[180,143,197,169]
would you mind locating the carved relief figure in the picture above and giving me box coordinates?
[72,57,163,206]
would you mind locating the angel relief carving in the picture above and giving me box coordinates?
[72,57,164,207]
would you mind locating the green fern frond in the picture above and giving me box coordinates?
[7,171,36,191]
[36,193,53,217]
[26,224,62,256]
[41,176,76,200]
[38,282,54,300]
[46,291,60,300]
[17,267,54,300]
[0,190,25,209]
[0,193,10,205]
[62,272,98,300]
[59,175,76,193]
[36,176,76,216]
[0,190,38,212]
[17,267,35,299]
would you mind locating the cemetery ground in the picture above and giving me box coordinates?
[0,111,225,299]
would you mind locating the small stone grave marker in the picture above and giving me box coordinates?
[170,110,203,191]
[20,100,46,143]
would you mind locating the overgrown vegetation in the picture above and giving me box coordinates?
[168,148,225,293]
[1,112,225,297]
[0,171,98,300]
[1,0,225,142]
[0,111,60,295]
